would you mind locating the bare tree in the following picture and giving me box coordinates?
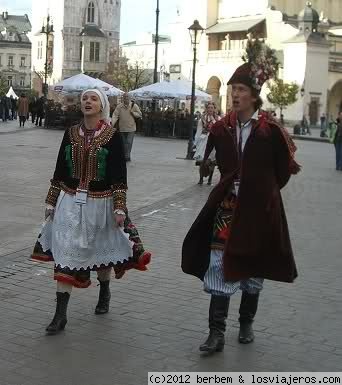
[105,52,152,92]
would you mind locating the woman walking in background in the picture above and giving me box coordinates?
[193,102,220,185]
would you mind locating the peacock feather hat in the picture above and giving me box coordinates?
[227,35,279,94]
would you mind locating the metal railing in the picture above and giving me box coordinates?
[207,49,244,61]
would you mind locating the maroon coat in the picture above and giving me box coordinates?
[182,110,300,283]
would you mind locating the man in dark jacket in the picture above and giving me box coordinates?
[182,39,300,354]
[36,97,45,126]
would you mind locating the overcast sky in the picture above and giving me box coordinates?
[1,0,179,42]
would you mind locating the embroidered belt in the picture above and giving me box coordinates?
[60,183,113,198]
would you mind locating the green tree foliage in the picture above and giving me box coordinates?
[267,79,299,115]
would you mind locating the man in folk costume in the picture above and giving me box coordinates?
[182,39,300,354]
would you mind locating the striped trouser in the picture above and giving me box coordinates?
[203,250,264,297]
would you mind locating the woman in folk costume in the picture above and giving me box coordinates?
[182,39,300,354]
[193,102,220,185]
[31,88,151,335]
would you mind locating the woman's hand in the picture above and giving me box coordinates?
[114,213,125,227]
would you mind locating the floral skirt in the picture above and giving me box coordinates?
[31,192,151,288]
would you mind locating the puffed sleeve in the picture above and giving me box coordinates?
[45,129,70,206]
[107,131,128,212]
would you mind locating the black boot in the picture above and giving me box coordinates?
[46,292,70,335]
[238,292,259,344]
[200,295,229,354]
[95,280,111,314]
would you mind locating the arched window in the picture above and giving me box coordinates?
[87,2,95,23]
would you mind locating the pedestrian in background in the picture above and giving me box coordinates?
[320,113,327,137]
[10,96,17,120]
[329,111,342,171]
[1,95,9,122]
[17,94,29,127]
[29,97,38,123]
[111,93,142,162]
[193,102,220,185]
[35,96,45,126]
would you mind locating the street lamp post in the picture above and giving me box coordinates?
[153,0,160,83]
[186,19,204,159]
[41,15,54,98]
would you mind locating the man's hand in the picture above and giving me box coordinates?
[114,213,125,227]
[45,208,54,220]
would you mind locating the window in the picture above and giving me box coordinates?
[20,57,26,67]
[7,76,13,86]
[95,42,100,62]
[90,42,100,62]
[20,77,25,87]
[8,56,14,66]
[87,2,95,23]
[37,41,43,60]
[79,41,83,60]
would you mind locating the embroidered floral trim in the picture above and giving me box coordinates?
[112,189,127,212]
[45,180,61,207]
[67,124,115,187]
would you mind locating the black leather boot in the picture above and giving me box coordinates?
[200,295,230,353]
[95,280,111,315]
[46,292,70,335]
[238,292,259,344]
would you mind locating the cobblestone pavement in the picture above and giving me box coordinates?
[0,120,341,385]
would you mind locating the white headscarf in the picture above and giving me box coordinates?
[81,88,110,124]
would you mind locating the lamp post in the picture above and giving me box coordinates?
[300,84,306,135]
[41,15,54,98]
[153,0,160,83]
[186,19,204,159]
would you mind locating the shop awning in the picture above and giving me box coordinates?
[206,17,265,34]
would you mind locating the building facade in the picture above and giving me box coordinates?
[31,0,121,94]
[151,0,342,124]
[270,0,342,23]
[121,32,171,83]
[0,11,32,92]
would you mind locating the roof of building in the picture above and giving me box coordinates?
[122,34,171,46]
[206,17,265,34]
[0,13,31,33]
[0,32,31,44]
[284,31,329,45]
[298,2,320,24]
[80,25,106,38]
